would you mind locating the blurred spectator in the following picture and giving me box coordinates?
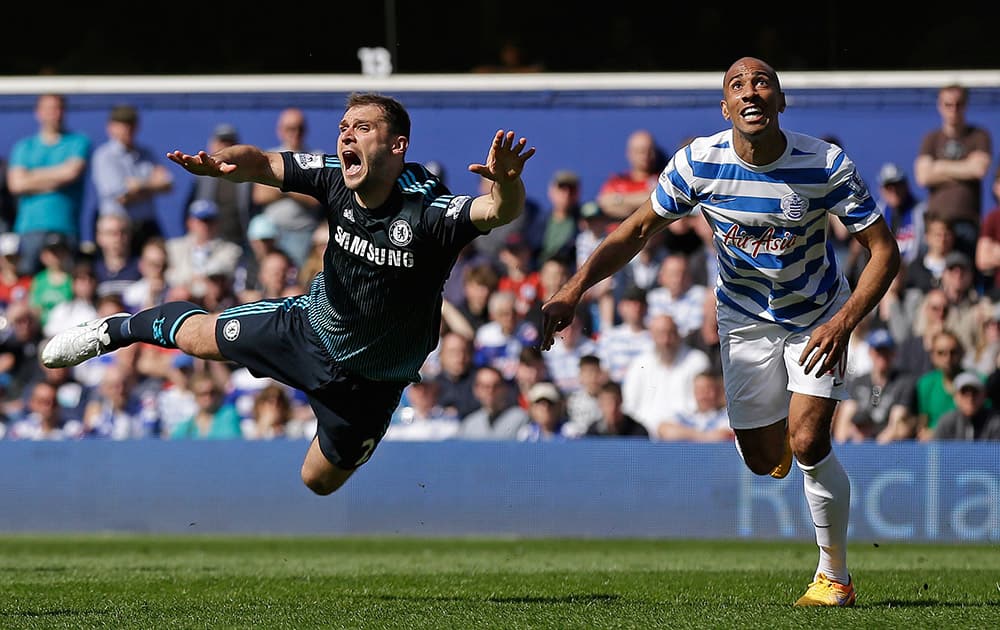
[933,371,1000,440]
[183,124,255,247]
[876,162,927,265]
[297,222,329,289]
[525,257,571,333]
[122,237,170,313]
[238,249,297,303]
[833,329,917,444]
[597,284,652,384]
[542,306,598,394]
[234,213,281,298]
[43,261,98,338]
[470,174,540,261]
[564,354,606,435]
[974,169,1000,298]
[22,362,88,424]
[200,260,239,312]
[431,331,479,420]
[6,94,90,275]
[657,370,733,442]
[28,233,74,329]
[92,213,141,298]
[169,372,243,439]
[622,314,711,436]
[584,380,649,438]
[597,129,661,221]
[574,200,616,331]
[969,302,1000,376]
[496,233,541,318]
[915,330,966,441]
[242,382,313,440]
[154,353,198,437]
[252,107,324,267]
[473,290,538,381]
[898,287,950,376]
[91,103,174,252]
[0,299,45,398]
[871,265,922,347]
[938,251,984,355]
[646,252,707,342]
[457,365,529,440]
[904,214,956,293]
[512,345,550,411]
[536,169,581,264]
[384,380,459,441]
[164,199,243,301]
[80,362,157,439]
[518,381,575,441]
[914,84,993,260]
[0,233,31,307]
[5,381,81,440]
[455,262,499,333]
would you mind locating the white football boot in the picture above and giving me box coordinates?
[41,313,129,368]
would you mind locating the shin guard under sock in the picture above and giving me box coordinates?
[109,301,207,349]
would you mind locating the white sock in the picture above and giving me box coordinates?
[797,450,850,585]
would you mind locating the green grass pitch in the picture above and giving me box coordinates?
[1,535,997,629]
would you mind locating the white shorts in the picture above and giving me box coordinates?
[717,292,850,431]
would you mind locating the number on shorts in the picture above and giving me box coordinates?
[354,438,376,467]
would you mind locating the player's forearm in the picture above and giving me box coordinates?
[561,217,649,301]
[490,178,526,226]
[838,238,900,330]
[213,145,282,186]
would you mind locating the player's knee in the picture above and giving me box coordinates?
[742,456,777,476]
[300,464,349,496]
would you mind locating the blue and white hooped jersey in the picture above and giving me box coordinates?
[651,129,882,331]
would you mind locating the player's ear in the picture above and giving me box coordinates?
[721,100,731,121]
[392,135,408,156]
[777,92,786,113]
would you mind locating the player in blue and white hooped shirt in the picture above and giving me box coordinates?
[541,58,900,606]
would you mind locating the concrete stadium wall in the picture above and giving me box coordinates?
[1,440,997,543]
[0,80,998,242]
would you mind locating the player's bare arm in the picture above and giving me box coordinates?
[166,145,285,188]
[468,129,536,230]
[540,199,674,350]
[799,218,900,376]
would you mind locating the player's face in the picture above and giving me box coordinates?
[337,104,403,192]
[721,59,785,138]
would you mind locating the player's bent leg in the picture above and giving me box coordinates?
[733,419,789,476]
[301,437,355,495]
[787,393,837,465]
[174,313,226,361]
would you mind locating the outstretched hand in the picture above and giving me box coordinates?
[166,150,237,177]
[468,130,536,183]
[539,288,580,352]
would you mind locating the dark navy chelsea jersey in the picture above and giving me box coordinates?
[280,151,484,382]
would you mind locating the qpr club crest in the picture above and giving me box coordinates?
[293,153,324,169]
[222,318,241,342]
[780,192,809,220]
[388,219,413,246]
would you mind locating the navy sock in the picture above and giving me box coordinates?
[108,301,207,349]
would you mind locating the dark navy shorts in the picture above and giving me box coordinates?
[215,296,405,470]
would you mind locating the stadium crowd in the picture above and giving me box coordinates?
[2,87,1000,443]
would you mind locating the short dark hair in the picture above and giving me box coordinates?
[346,92,411,140]
[579,354,601,369]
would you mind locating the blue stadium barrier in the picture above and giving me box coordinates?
[0,440,997,542]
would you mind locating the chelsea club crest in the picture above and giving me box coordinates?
[388,219,413,246]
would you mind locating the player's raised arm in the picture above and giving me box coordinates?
[540,200,674,350]
[468,129,536,230]
[166,145,285,188]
